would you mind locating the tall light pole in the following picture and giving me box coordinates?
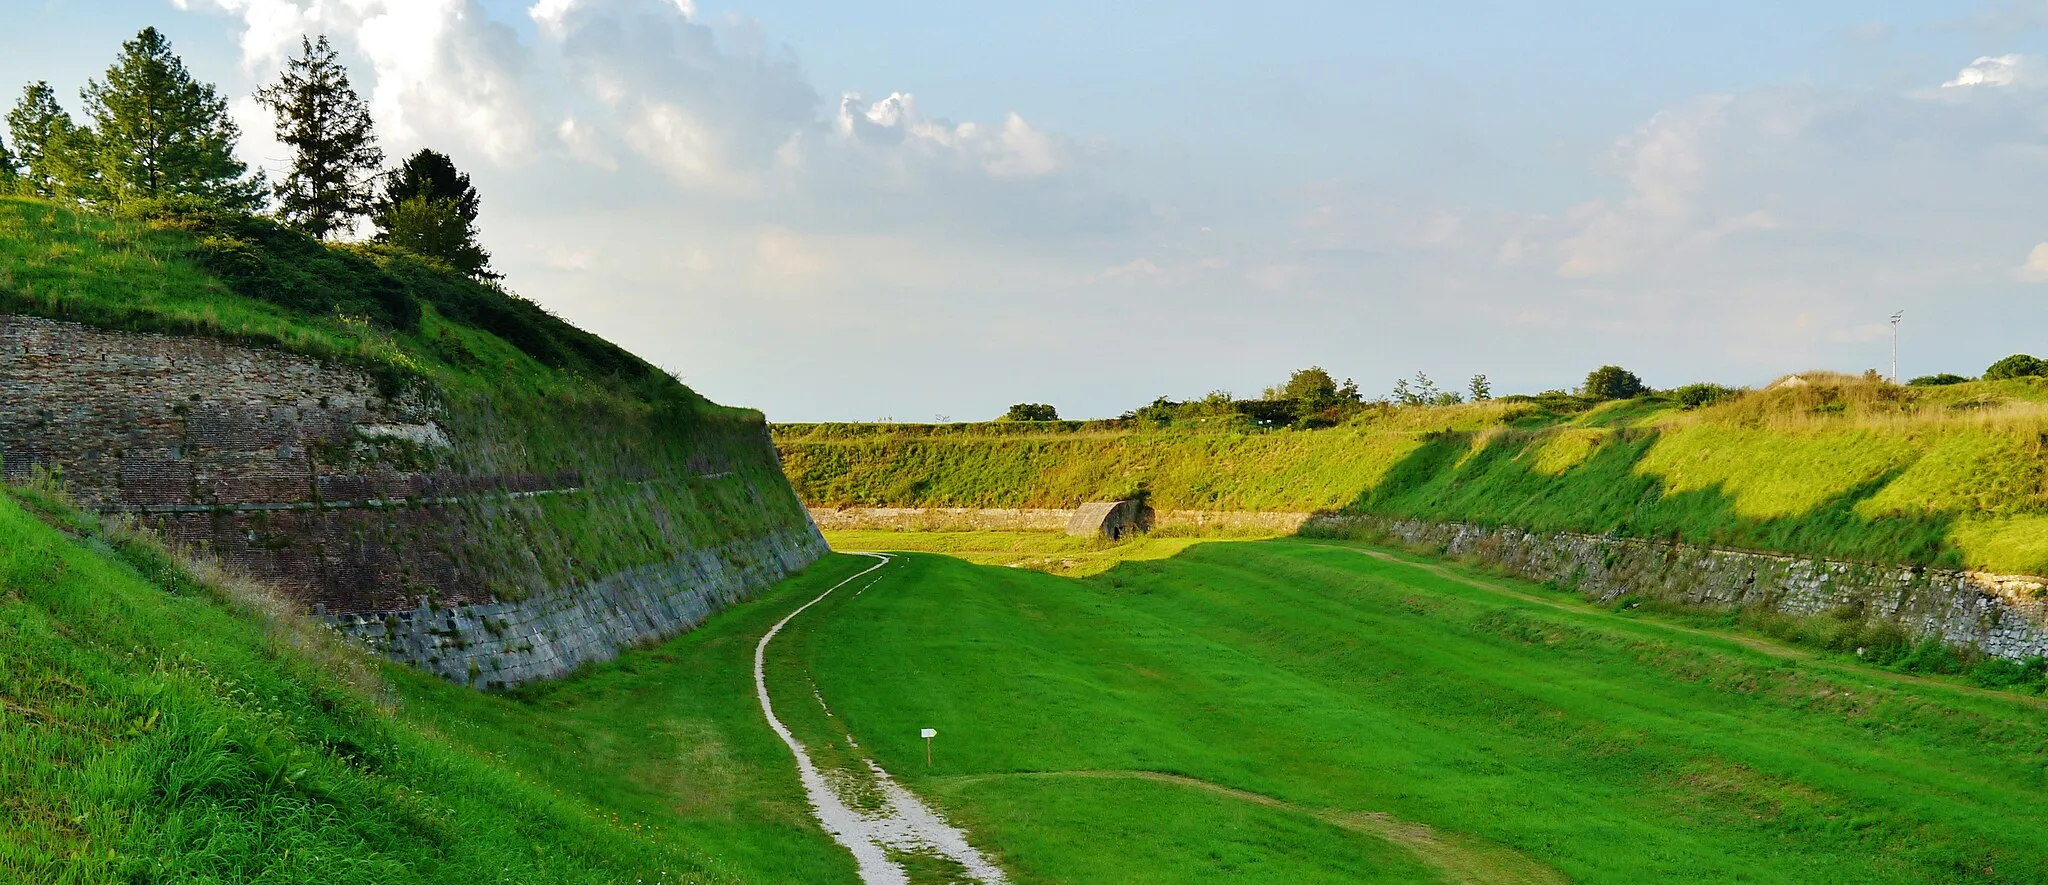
[1890,310,1905,383]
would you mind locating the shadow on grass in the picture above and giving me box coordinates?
[1324,426,1962,569]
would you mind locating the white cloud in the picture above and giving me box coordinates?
[178,0,1089,212]
[1943,54,2031,88]
[837,93,1069,180]
[1555,95,1734,277]
[2017,242,2048,281]
[178,0,540,164]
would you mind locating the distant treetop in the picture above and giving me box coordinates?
[1582,365,1646,400]
[1004,403,1059,421]
[1984,354,2047,381]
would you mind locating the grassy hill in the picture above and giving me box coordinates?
[776,374,2048,574]
[779,533,2048,883]
[0,476,859,883]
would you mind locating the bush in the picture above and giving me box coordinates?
[1003,403,1059,422]
[1582,365,1646,400]
[1894,638,1965,675]
[1908,374,1972,387]
[1669,383,1738,410]
[1983,354,2047,381]
[1968,656,2047,690]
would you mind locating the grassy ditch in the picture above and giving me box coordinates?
[780,533,2048,883]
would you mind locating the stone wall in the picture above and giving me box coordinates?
[1310,514,2048,660]
[327,526,823,689]
[809,506,1074,532]
[2,314,828,687]
[808,505,1310,534]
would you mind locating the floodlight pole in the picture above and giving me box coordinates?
[1890,311,1905,383]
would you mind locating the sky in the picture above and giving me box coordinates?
[6,1,2048,420]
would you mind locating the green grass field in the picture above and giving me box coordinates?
[16,454,2048,882]
[770,531,2048,883]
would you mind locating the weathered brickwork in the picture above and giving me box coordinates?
[328,527,823,688]
[2,315,828,687]
[1312,514,2048,660]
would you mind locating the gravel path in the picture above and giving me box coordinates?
[754,553,1008,884]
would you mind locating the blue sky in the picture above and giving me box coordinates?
[6,0,2048,419]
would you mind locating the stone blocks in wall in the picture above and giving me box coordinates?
[1310,514,2048,661]
[327,526,827,689]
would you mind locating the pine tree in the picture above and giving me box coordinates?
[374,149,494,278]
[374,149,481,229]
[81,27,262,210]
[255,35,382,240]
[6,81,96,200]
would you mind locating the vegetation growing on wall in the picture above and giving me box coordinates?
[778,372,2048,575]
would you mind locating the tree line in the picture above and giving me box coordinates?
[1004,364,1746,428]
[0,27,493,279]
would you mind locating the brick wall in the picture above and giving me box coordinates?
[2,315,827,687]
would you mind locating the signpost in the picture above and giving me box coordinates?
[921,728,937,765]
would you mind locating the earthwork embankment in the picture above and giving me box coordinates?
[2,315,826,687]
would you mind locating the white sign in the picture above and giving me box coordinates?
[920,728,937,739]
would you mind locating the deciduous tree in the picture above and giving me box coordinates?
[1582,365,1647,400]
[381,194,493,279]
[1984,354,2046,381]
[256,35,382,239]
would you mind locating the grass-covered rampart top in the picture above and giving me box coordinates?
[1,194,814,595]
[777,374,2048,575]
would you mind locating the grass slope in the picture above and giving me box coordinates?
[0,482,860,883]
[776,534,2048,883]
[777,376,2048,574]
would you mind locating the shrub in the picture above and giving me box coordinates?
[1669,383,1738,410]
[1894,638,1965,675]
[1983,354,2047,381]
[1968,656,2046,690]
[1582,365,1647,400]
[1908,373,1972,387]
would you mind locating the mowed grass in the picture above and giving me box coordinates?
[777,538,2048,883]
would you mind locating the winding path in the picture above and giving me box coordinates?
[754,553,1009,884]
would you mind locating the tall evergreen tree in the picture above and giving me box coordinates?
[255,35,382,240]
[6,81,96,200]
[374,149,481,229]
[374,148,493,278]
[81,27,262,210]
